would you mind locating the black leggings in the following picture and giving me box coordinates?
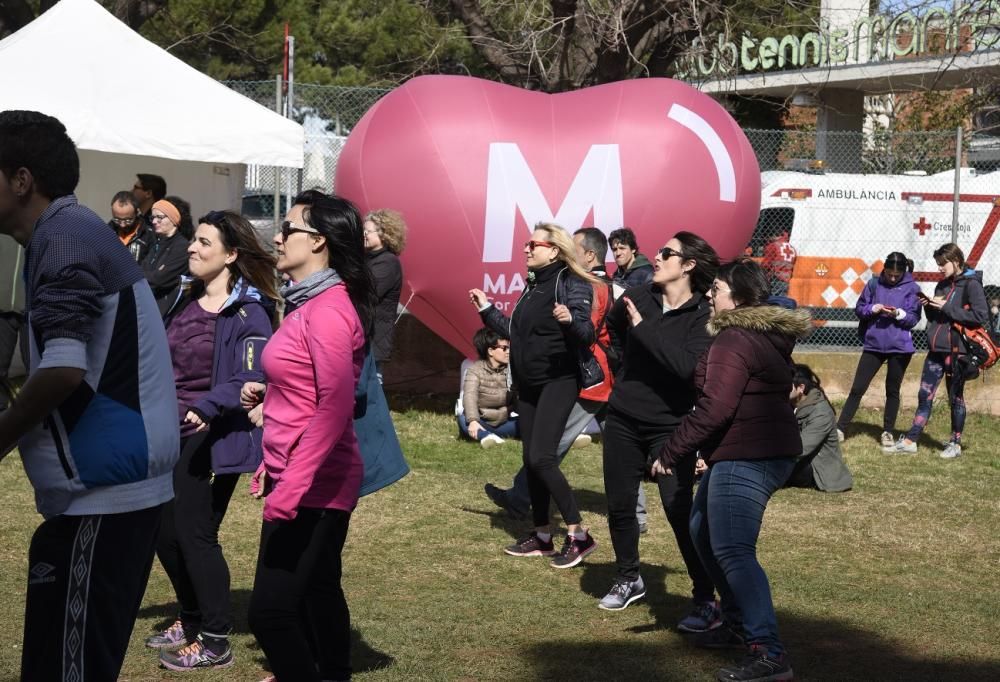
[156,434,240,638]
[602,409,714,599]
[517,377,583,528]
[837,351,912,433]
[248,508,352,682]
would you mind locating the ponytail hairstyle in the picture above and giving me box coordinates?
[293,190,377,340]
[792,363,832,409]
[164,195,194,240]
[673,231,720,294]
[534,222,602,285]
[883,251,914,273]
[197,210,279,302]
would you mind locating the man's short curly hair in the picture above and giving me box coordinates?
[365,209,407,255]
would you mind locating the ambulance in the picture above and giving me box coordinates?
[752,165,1000,333]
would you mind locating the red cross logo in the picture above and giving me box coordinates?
[780,243,796,261]
[913,217,931,236]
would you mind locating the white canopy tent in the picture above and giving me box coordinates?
[0,0,303,314]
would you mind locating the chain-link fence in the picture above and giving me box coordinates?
[223,80,390,228]
[745,128,1000,349]
[222,79,1000,350]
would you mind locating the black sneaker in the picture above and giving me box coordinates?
[716,646,793,682]
[693,623,746,649]
[549,532,597,569]
[504,532,556,556]
[484,483,529,520]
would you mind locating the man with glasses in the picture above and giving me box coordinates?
[108,190,150,262]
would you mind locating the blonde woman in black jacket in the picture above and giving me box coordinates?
[470,222,601,569]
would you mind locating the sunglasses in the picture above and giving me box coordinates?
[525,240,555,251]
[110,217,137,226]
[280,220,319,242]
[658,246,684,260]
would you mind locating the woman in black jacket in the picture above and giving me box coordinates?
[364,209,406,368]
[142,195,193,316]
[469,222,601,569]
[597,232,721,618]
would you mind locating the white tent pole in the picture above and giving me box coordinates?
[273,73,281,240]
[285,35,295,214]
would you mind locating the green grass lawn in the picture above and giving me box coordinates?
[0,399,998,681]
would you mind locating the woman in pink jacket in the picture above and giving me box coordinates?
[243,190,375,682]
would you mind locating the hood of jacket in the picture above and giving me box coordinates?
[627,253,652,272]
[167,276,269,320]
[708,304,813,339]
[881,270,916,288]
[795,388,825,413]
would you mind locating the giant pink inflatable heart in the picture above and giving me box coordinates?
[336,76,760,357]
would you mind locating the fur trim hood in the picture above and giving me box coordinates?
[708,305,813,339]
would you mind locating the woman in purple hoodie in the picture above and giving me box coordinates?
[149,211,278,672]
[836,252,920,450]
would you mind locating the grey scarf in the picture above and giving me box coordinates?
[281,268,342,312]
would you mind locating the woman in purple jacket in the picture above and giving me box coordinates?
[148,211,278,672]
[836,252,921,450]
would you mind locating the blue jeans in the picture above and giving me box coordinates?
[457,413,519,441]
[690,458,796,658]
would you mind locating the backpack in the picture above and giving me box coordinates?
[952,323,1000,377]
[555,269,605,390]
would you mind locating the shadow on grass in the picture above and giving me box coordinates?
[844,418,948,451]
[250,626,395,674]
[138,589,256,636]
[524,605,1000,681]
[139,597,395,674]
[578,561,691,632]
[460,505,529,540]
[385,391,455,415]
[574,487,609,517]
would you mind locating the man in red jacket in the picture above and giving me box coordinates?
[761,230,796,297]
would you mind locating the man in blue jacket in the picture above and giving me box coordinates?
[0,110,179,681]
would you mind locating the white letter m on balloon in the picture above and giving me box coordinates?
[482,143,623,262]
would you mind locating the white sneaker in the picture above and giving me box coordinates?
[572,434,592,449]
[836,429,845,443]
[893,437,918,454]
[939,442,962,459]
[880,431,895,451]
[481,433,504,449]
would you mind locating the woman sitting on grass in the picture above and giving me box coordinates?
[787,364,853,493]
[458,327,518,448]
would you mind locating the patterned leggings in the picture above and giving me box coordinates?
[905,352,967,444]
